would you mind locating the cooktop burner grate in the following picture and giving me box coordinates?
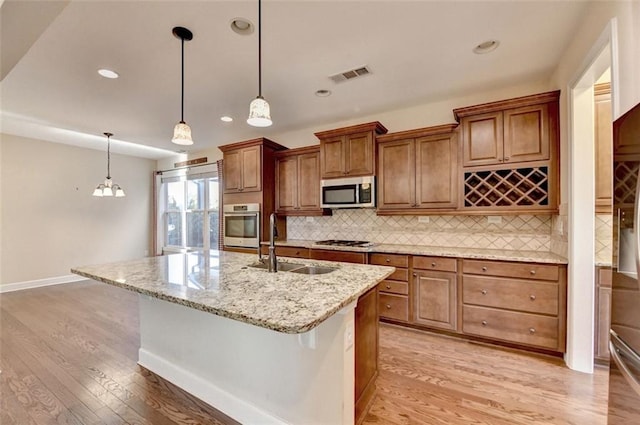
[314,240,373,247]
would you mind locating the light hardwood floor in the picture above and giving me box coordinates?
[1,281,608,424]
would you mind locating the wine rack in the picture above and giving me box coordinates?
[614,161,639,206]
[464,166,549,208]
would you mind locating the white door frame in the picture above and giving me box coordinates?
[566,18,618,373]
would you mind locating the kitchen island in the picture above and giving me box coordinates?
[72,250,394,425]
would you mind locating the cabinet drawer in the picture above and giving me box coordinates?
[463,305,559,350]
[276,246,309,258]
[379,293,409,322]
[463,260,559,281]
[310,249,367,264]
[378,280,409,295]
[463,275,558,315]
[413,256,457,272]
[370,253,409,268]
[386,268,409,282]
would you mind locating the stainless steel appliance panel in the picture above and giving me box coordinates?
[609,102,640,423]
[223,203,260,248]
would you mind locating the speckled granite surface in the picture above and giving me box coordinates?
[71,251,394,334]
[271,239,568,264]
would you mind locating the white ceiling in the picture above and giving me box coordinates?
[0,0,590,159]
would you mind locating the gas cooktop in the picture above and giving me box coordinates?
[314,240,373,247]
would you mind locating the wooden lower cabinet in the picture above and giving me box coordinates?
[413,269,457,331]
[260,245,309,258]
[370,253,410,323]
[461,259,566,352]
[595,266,612,362]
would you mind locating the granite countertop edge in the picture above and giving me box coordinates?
[71,255,395,335]
[271,239,569,264]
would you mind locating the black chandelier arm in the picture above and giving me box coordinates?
[106,134,111,179]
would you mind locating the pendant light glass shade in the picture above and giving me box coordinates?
[172,27,194,145]
[247,96,272,127]
[247,0,273,127]
[93,133,125,198]
[172,120,193,145]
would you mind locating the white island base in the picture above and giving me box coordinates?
[138,294,357,425]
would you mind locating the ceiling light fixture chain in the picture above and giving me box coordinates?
[171,26,194,145]
[247,0,272,127]
[93,132,125,198]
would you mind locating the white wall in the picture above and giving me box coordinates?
[550,1,640,372]
[0,133,156,285]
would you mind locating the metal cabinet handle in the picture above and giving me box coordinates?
[482,266,488,272]
[504,157,510,161]
[385,258,391,263]
[481,320,488,326]
[386,304,392,309]
[530,270,536,275]
[481,289,488,295]
[412,273,417,277]
[530,294,536,301]
[431,262,436,267]
[529,328,536,334]
[386,284,391,289]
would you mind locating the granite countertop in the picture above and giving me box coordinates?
[71,251,394,334]
[270,239,569,264]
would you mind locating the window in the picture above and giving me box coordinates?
[158,169,220,253]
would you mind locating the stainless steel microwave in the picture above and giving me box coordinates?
[223,203,260,248]
[321,176,375,208]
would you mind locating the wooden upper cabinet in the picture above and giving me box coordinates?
[614,97,640,156]
[315,122,388,179]
[377,124,458,213]
[220,144,262,193]
[275,146,329,216]
[461,111,503,167]
[455,91,559,167]
[378,139,415,209]
[595,83,613,213]
[415,133,458,208]
[219,137,287,195]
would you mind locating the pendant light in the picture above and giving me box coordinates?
[93,132,126,197]
[172,26,194,145]
[247,0,272,127]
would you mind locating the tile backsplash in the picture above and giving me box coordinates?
[595,214,613,265]
[287,209,552,252]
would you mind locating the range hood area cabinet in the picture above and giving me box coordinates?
[454,90,561,213]
[274,146,331,216]
[376,124,459,214]
[219,138,289,245]
[315,121,388,179]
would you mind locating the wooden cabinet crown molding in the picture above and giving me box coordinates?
[452,90,561,122]
[274,145,319,158]
[376,123,459,143]
[218,137,288,153]
[314,121,388,140]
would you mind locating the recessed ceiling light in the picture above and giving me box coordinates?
[315,89,332,97]
[230,18,254,35]
[220,116,233,122]
[98,68,119,79]
[473,40,500,54]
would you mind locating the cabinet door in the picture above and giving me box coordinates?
[377,139,415,209]
[594,86,613,213]
[354,286,378,422]
[503,103,550,164]
[275,156,298,212]
[320,136,345,178]
[413,270,457,331]
[345,131,374,176]
[415,133,458,208]
[297,152,322,210]
[240,145,262,192]
[223,150,242,193]
[595,267,612,361]
[462,111,503,167]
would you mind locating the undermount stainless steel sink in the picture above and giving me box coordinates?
[289,266,337,275]
[248,262,305,272]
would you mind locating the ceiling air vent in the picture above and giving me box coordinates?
[329,65,371,83]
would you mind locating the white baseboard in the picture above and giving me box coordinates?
[138,348,287,425]
[0,274,89,293]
